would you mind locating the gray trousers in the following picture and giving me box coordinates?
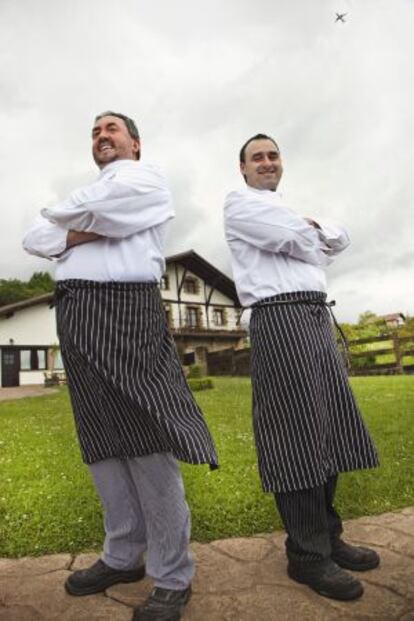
[89,453,194,590]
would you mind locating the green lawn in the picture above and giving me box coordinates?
[0,376,413,557]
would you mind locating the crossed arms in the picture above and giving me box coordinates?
[23,162,174,260]
[224,190,350,267]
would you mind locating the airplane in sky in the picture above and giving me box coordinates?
[335,12,347,22]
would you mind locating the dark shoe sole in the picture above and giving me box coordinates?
[288,568,364,601]
[132,587,192,621]
[332,554,380,572]
[65,565,145,596]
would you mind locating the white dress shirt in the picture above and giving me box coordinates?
[23,160,174,282]
[224,186,350,307]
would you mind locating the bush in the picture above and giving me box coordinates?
[187,364,203,379]
[352,355,376,369]
[187,377,214,391]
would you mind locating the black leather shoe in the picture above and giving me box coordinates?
[65,559,145,595]
[332,539,380,571]
[132,585,192,621]
[288,559,363,601]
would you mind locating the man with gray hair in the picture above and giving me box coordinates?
[23,111,218,621]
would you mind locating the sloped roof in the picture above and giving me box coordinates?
[0,292,53,317]
[166,249,240,305]
[382,313,405,322]
[367,312,406,325]
[0,250,240,317]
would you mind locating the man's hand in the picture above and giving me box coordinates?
[66,230,103,249]
[304,218,333,253]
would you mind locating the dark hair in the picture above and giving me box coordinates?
[239,133,279,163]
[94,111,141,160]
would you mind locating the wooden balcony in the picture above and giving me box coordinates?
[170,326,246,339]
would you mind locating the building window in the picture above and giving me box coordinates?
[53,350,64,370]
[183,352,195,366]
[213,308,227,327]
[160,275,170,290]
[185,306,199,328]
[20,350,31,370]
[37,350,46,370]
[164,304,173,328]
[183,277,198,294]
[3,352,16,365]
[20,349,47,371]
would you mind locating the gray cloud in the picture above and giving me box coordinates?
[1,0,413,321]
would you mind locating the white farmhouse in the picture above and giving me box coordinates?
[0,250,246,387]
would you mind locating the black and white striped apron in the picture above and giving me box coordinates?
[249,290,378,493]
[54,280,218,468]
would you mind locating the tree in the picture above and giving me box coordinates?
[0,272,54,307]
[27,272,55,293]
[339,311,390,371]
[398,315,414,338]
[0,280,29,307]
[358,311,378,326]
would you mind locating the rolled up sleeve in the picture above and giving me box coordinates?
[315,219,351,256]
[22,217,69,260]
[224,192,333,267]
[41,163,174,238]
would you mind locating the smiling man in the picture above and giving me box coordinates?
[23,111,218,621]
[223,134,380,602]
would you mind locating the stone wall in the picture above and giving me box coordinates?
[206,347,251,376]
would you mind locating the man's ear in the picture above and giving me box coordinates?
[133,139,141,158]
[240,161,246,176]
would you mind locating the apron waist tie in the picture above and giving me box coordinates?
[49,282,75,308]
[239,297,350,369]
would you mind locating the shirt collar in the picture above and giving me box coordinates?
[246,185,283,200]
[98,158,139,179]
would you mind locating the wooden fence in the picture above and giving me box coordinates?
[206,334,414,377]
[347,334,414,376]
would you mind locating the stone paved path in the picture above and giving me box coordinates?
[0,508,413,620]
[0,386,57,401]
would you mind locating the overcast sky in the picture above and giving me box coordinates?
[1,0,413,322]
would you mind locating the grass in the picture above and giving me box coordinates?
[0,376,413,557]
